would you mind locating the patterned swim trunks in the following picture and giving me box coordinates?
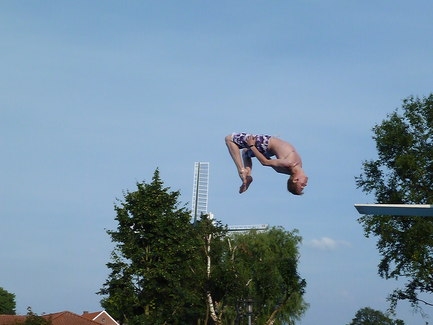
[231,132,274,159]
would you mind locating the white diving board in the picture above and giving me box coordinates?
[354,204,433,217]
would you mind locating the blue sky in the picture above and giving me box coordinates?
[1,1,433,324]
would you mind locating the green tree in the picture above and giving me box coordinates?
[347,307,404,325]
[99,169,204,325]
[99,169,307,324]
[21,307,51,325]
[356,94,433,311]
[193,214,231,325]
[194,222,307,325]
[228,228,307,325]
[0,287,16,315]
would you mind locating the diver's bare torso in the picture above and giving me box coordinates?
[267,137,302,175]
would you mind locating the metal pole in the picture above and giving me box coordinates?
[247,299,252,325]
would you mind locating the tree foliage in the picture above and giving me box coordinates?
[202,226,307,325]
[21,308,52,325]
[99,169,203,325]
[347,307,404,325]
[0,287,16,315]
[228,228,307,325]
[99,169,307,324]
[356,94,433,311]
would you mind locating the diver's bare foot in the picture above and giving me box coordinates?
[238,168,252,193]
[239,167,253,193]
[239,176,253,193]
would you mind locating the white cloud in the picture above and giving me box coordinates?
[307,237,351,251]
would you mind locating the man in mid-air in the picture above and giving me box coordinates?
[225,132,308,195]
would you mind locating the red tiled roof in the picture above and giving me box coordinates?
[46,311,100,325]
[81,311,100,320]
[0,315,27,325]
[0,311,100,325]
[81,311,119,325]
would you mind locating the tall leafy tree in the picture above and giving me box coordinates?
[99,169,204,325]
[229,227,307,325]
[194,223,307,325]
[99,169,307,324]
[356,94,433,311]
[0,287,16,315]
[347,307,404,325]
[193,215,231,325]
